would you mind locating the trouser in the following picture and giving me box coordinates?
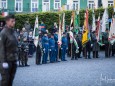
[112,46,115,56]
[42,50,48,64]
[67,43,71,57]
[0,61,17,86]
[36,51,41,65]
[61,47,66,61]
[28,44,34,56]
[93,51,98,58]
[83,47,91,59]
[72,49,77,59]
[55,46,58,61]
[49,49,56,62]
[78,48,82,58]
[105,43,111,57]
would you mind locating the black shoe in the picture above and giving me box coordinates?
[71,58,74,60]
[75,58,78,60]
[25,64,30,66]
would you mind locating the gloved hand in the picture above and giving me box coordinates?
[91,44,93,47]
[43,48,45,51]
[49,49,51,51]
[2,62,9,69]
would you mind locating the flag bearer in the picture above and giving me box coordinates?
[61,32,68,61]
[42,33,49,64]
[91,31,100,58]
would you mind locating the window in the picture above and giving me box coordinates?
[73,0,79,10]
[108,0,113,7]
[88,0,94,9]
[1,0,7,9]
[31,0,38,12]
[54,0,61,9]
[42,0,50,12]
[15,0,23,12]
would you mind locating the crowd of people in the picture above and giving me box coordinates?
[11,21,115,66]
[0,14,115,86]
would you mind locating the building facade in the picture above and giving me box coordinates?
[0,0,114,13]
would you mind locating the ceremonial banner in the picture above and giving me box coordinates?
[62,13,65,33]
[74,10,80,34]
[101,9,109,32]
[82,9,89,45]
[92,9,96,32]
[69,31,74,43]
[70,11,75,30]
[33,16,39,47]
[108,18,115,44]
[58,14,62,46]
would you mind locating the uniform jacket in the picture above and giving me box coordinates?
[0,26,18,62]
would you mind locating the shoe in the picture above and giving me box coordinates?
[71,58,74,60]
[25,64,30,66]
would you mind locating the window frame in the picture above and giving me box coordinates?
[42,0,50,12]
[88,0,94,9]
[31,0,38,12]
[15,0,23,12]
[54,0,61,10]
[1,0,7,9]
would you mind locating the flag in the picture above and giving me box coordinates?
[101,8,109,32]
[74,10,80,34]
[73,38,79,53]
[33,16,39,47]
[58,14,62,46]
[62,13,65,33]
[108,18,115,44]
[70,11,75,30]
[69,31,74,43]
[96,14,101,41]
[82,9,89,45]
[92,9,96,32]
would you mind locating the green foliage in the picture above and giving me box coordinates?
[0,6,114,31]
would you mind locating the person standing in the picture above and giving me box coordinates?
[91,31,100,58]
[24,21,31,34]
[49,34,56,63]
[61,32,68,61]
[42,33,49,64]
[0,22,4,32]
[0,15,18,86]
[40,21,46,35]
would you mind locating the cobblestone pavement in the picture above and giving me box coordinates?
[13,52,115,86]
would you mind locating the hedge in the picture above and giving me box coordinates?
[0,6,114,31]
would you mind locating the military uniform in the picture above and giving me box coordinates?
[91,32,100,58]
[0,26,18,86]
[42,35,49,64]
[61,34,68,61]
[102,32,111,57]
[49,37,56,63]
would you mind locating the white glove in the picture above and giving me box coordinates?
[43,49,45,51]
[91,44,93,47]
[2,62,9,69]
[49,49,51,51]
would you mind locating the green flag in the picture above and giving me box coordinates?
[74,11,80,34]
[33,16,39,47]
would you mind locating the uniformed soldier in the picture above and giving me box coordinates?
[61,32,68,61]
[49,34,56,63]
[22,37,30,66]
[0,15,18,86]
[40,21,46,35]
[24,20,31,34]
[102,29,111,57]
[36,42,42,65]
[71,33,77,60]
[42,33,49,64]
[28,31,34,57]
[54,31,59,61]
[91,31,100,58]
